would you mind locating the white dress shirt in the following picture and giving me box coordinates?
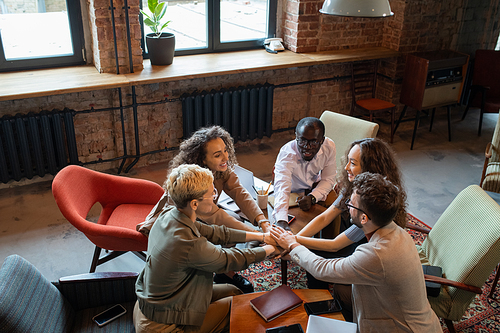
[272,137,336,222]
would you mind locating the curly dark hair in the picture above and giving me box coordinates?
[168,126,238,180]
[338,138,408,228]
[352,172,400,228]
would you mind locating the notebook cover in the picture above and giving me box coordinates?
[250,285,303,322]
[268,192,300,208]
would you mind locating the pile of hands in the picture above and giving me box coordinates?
[263,225,299,259]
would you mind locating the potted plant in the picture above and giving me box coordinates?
[141,0,175,65]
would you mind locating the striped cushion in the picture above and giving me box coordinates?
[0,255,75,332]
[482,162,500,193]
[417,185,500,320]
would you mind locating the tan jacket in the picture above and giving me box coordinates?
[137,169,263,234]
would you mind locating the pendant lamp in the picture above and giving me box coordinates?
[320,0,394,17]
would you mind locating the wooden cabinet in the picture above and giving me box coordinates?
[397,50,470,149]
[400,50,469,111]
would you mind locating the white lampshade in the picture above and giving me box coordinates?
[320,0,394,17]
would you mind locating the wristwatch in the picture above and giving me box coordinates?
[307,193,317,205]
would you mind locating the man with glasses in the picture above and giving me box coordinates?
[271,173,442,332]
[272,117,336,231]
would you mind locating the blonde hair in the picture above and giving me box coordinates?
[164,164,214,208]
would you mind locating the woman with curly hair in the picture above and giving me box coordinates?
[295,138,408,289]
[140,125,270,293]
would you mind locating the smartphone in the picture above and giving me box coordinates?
[92,304,127,327]
[303,299,342,316]
[287,214,295,223]
[266,323,304,333]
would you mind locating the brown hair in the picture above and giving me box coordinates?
[353,172,400,228]
[338,138,408,228]
[169,126,237,180]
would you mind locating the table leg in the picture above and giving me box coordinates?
[281,259,287,285]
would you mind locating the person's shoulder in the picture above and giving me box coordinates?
[277,140,300,160]
[322,137,336,150]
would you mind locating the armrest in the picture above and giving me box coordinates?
[424,274,482,294]
[485,142,492,159]
[406,224,430,234]
[54,272,138,310]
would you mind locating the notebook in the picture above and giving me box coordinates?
[305,315,357,333]
[267,192,300,208]
[250,285,303,322]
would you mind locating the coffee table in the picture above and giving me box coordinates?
[229,289,344,333]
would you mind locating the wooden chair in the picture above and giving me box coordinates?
[480,111,500,193]
[407,185,500,333]
[461,50,500,136]
[52,165,164,272]
[350,60,396,143]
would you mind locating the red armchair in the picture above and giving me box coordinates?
[52,165,164,272]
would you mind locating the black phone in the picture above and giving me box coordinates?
[287,214,295,223]
[266,323,304,333]
[303,299,342,316]
[92,304,127,327]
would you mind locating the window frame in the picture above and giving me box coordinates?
[0,0,85,72]
[141,0,277,58]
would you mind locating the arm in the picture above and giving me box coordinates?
[272,148,297,223]
[223,171,268,228]
[309,139,337,202]
[296,233,354,252]
[297,203,342,237]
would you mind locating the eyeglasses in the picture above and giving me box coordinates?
[345,198,371,220]
[295,137,323,148]
[198,187,218,201]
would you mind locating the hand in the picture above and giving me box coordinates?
[297,195,313,211]
[260,221,271,233]
[270,224,297,250]
[262,232,277,246]
[276,220,291,232]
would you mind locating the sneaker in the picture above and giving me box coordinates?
[214,273,254,293]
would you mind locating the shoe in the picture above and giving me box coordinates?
[276,220,292,232]
[214,273,254,293]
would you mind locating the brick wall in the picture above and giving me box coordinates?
[87,0,143,73]
[1,0,499,178]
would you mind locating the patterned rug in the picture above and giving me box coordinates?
[241,214,500,332]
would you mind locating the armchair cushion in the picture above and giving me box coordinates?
[0,255,75,332]
[482,162,500,192]
[416,185,500,321]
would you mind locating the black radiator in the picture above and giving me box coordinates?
[181,84,274,142]
[0,109,79,183]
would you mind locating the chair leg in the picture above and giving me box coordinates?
[90,246,102,273]
[447,105,452,141]
[410,109,421,150]
[393,105,408,136]
[281,259,288,285]
[428,108,436,132]
[489,263,500,298]
[444,319,456,333]
[461,104,470,120]
[390,107,395,143]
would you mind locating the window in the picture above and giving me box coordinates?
[140,0,277,56]
[0,0,85,72]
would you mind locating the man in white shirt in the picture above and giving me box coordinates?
[273,117,336,231]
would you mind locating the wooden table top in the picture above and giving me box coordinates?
[230,289,344,333]
[0,47,399,101]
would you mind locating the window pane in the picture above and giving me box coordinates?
[0,3,74,60]
[220,0,267,42]
[142,0,207,51]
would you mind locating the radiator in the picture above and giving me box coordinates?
[0,109,79,183]
[181,84,274,142]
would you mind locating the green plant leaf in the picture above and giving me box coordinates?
[143,17,156,27]
[161,21,171,30]
[156,2,168,20]
[148,0,159,14]
[140,10,151,20]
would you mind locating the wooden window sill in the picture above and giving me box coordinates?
[0,47,398,102]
